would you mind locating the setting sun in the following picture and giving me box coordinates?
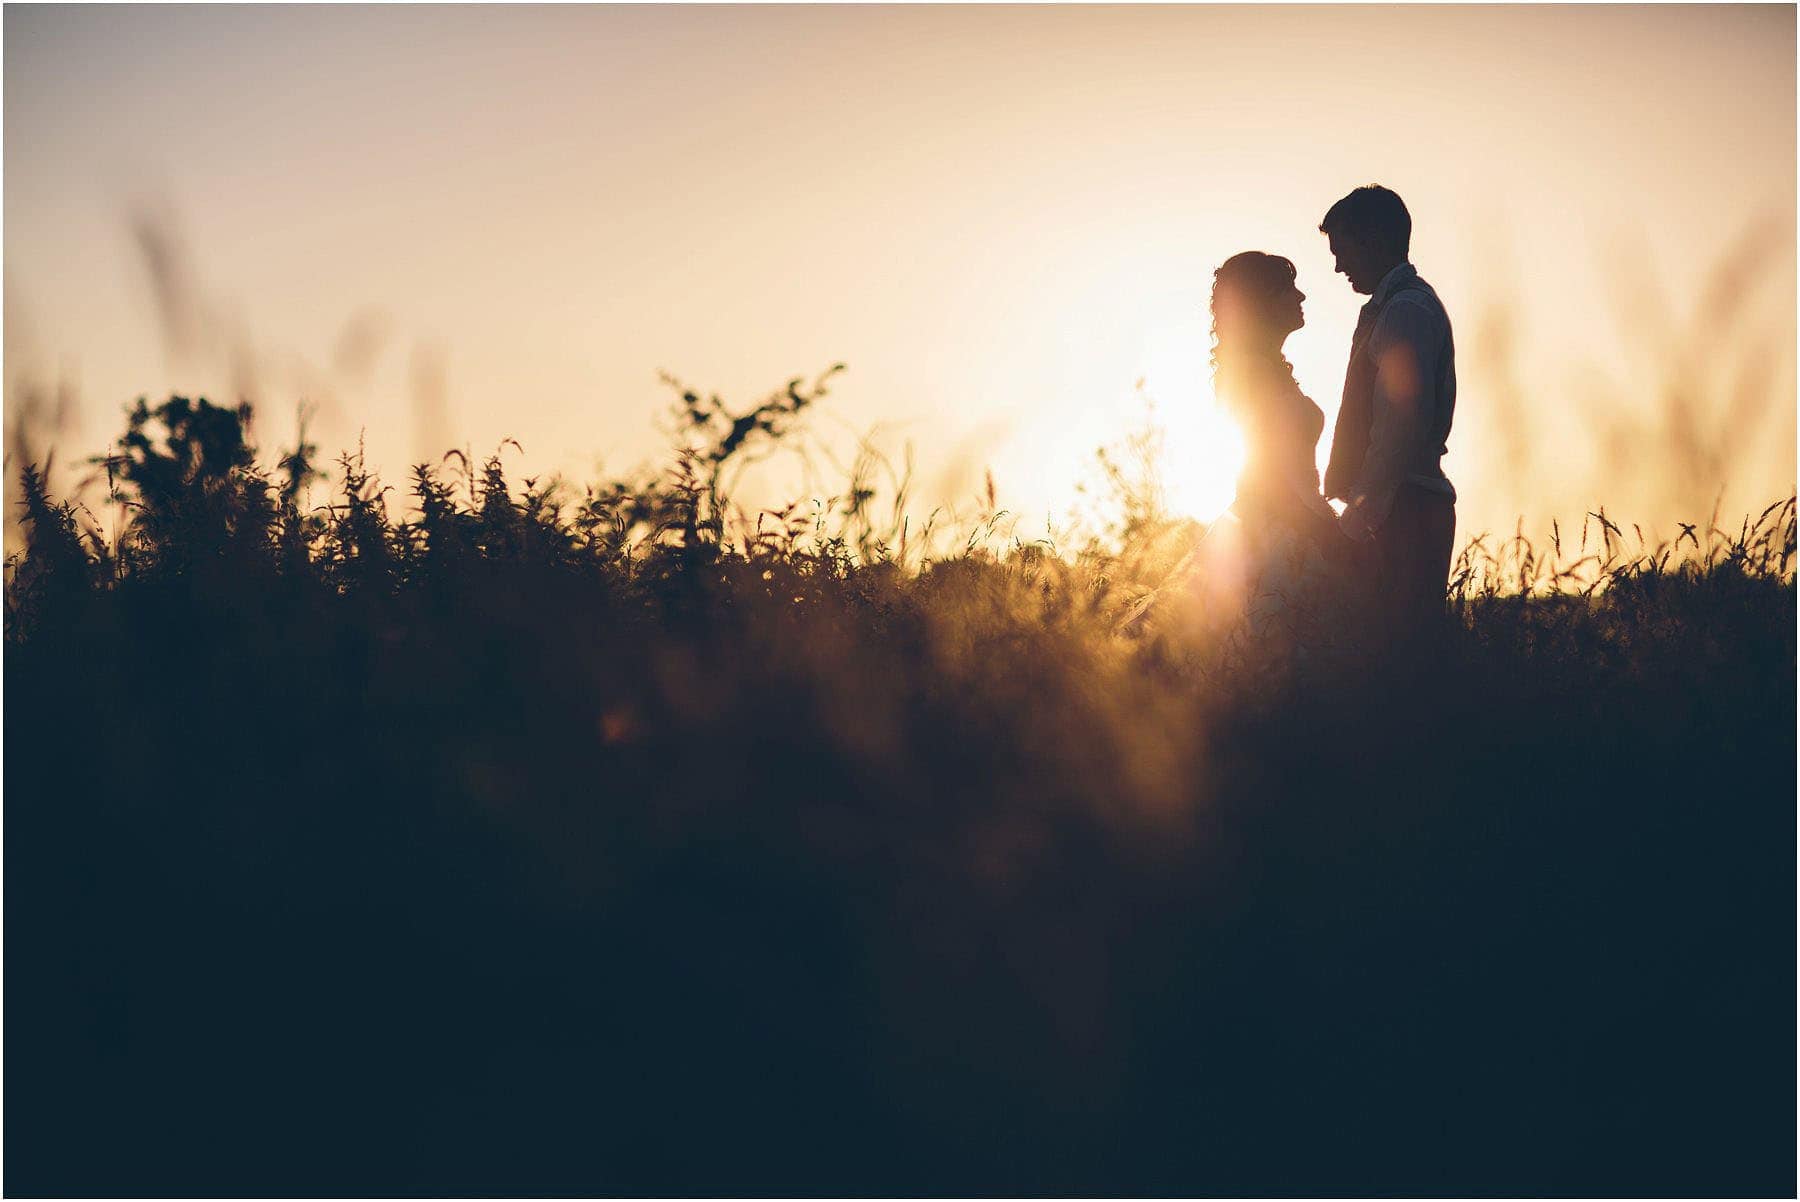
[1136,317,1248,523]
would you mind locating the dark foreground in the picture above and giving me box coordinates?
[5,402,1795,1195]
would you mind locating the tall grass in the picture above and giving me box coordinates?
[4,387,1794,1195]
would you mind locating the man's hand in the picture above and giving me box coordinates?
[1338,501,1377,543]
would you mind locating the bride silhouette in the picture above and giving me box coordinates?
[1187,251,1346,634]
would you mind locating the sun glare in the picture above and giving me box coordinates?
[1137,322,1246,523]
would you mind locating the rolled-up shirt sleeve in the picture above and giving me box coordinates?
[1347,299,1436,532]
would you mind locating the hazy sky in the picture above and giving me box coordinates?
[6,4,1795,538]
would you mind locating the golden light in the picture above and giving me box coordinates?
[1136,318,1247,523]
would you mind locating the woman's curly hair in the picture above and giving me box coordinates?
[1210,251,1301,413]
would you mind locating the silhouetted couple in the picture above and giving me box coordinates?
[1206,184,1457,647]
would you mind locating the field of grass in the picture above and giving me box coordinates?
[5,391,1795,1195]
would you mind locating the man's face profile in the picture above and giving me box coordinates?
[1328,229,1379,296]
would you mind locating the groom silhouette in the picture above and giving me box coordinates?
[1319,185,1458,632]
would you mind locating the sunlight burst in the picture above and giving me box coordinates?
[1137,322,1246,523]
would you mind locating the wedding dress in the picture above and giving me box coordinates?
[1188,357,1342,639]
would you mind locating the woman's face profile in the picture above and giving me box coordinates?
[1277,280,1306,336]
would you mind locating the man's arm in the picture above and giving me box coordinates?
[1340,299,1434,540]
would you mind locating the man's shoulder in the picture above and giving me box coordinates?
[1376,278,1450,334]
[1388,273,1443,307]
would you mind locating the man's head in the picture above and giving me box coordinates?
[1320,185,1411,295]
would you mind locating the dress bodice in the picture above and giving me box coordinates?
[1220,357,1326,525]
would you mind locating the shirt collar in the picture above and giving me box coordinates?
[1369,260,1417,307]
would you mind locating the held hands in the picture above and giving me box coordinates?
[1313,495,1374,571]
[1310,503,1365,569]
[1336,498,1377,544]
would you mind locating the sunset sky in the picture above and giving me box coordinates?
[6,4,1794,541]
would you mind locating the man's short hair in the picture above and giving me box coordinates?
[1319,185,1411,256]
